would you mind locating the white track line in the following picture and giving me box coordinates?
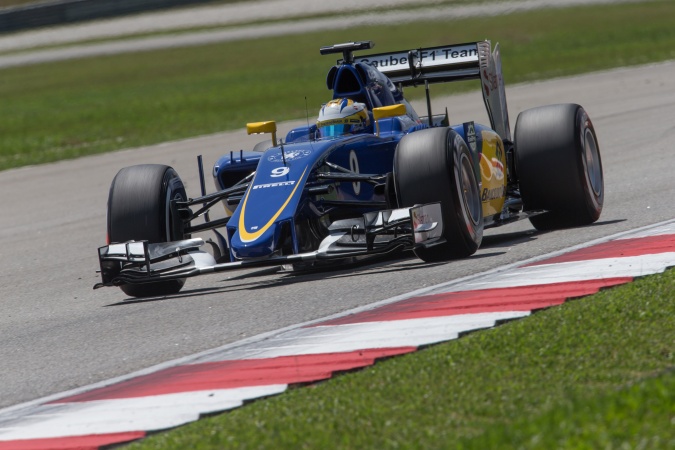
[1,219,674,448]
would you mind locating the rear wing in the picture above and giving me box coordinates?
[353,41,511,140]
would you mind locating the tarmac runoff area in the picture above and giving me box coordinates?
[0,0,650,68]
[2,220,675,447]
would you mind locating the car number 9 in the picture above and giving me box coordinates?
[271,167,290,177]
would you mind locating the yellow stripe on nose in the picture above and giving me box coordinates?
[238,166,308,243]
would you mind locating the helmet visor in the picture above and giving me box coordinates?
[319,124,356,137]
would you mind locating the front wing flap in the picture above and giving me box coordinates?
[94,203,443,289]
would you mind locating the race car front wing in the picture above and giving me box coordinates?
[94,203,444,289]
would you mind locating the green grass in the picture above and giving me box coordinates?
[1,1,675,171]
[467,371,674,449]
[129,267,675,449]
[0,0,492,56]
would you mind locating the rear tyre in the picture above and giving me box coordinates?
[107,164,187,297]
[395,127,483,262]
[515,104,603,231]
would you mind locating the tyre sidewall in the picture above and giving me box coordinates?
[449,132,483,248]
[515,104,603,229]
[394,128,482,261]
[575,108,604,220]
[107,164,187,297]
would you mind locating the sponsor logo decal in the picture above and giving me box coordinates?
[267,148,311,163]
[491,158,504,180]
[479,135,505,181]
[479,153,493,181]
[358,54,409,68]
[253,181,295,190]
[356,46,478,70]
[481,185,505,202]
[319,118,363,126]
[412,210,431,229]
[482,68,499,96]
[466,122,477,153]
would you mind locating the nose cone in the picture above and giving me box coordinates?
[225,144,316,261]
[230,223,278,259]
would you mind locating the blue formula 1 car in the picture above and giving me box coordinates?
[95,40,604,297]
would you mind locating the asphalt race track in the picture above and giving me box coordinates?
[1,60,674,411]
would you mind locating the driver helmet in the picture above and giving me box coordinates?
[317,98,370,137]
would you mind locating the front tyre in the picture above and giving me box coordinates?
[515,103,603,231]
[395,127,483,262]
[107,164,187,297]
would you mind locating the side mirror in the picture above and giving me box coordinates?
[372,104,407,136]
[247,121,277,146]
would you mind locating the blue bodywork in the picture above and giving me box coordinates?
[211,60,487,262]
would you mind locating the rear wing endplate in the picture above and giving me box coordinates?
[353,40,511,140]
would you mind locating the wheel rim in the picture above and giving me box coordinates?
[583,128,602,196]
[165,190,184,240]
[458,152,482,225]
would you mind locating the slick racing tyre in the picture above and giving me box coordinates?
[394,127,483,262]
[515,103,603,231]
[107,164,187,297]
